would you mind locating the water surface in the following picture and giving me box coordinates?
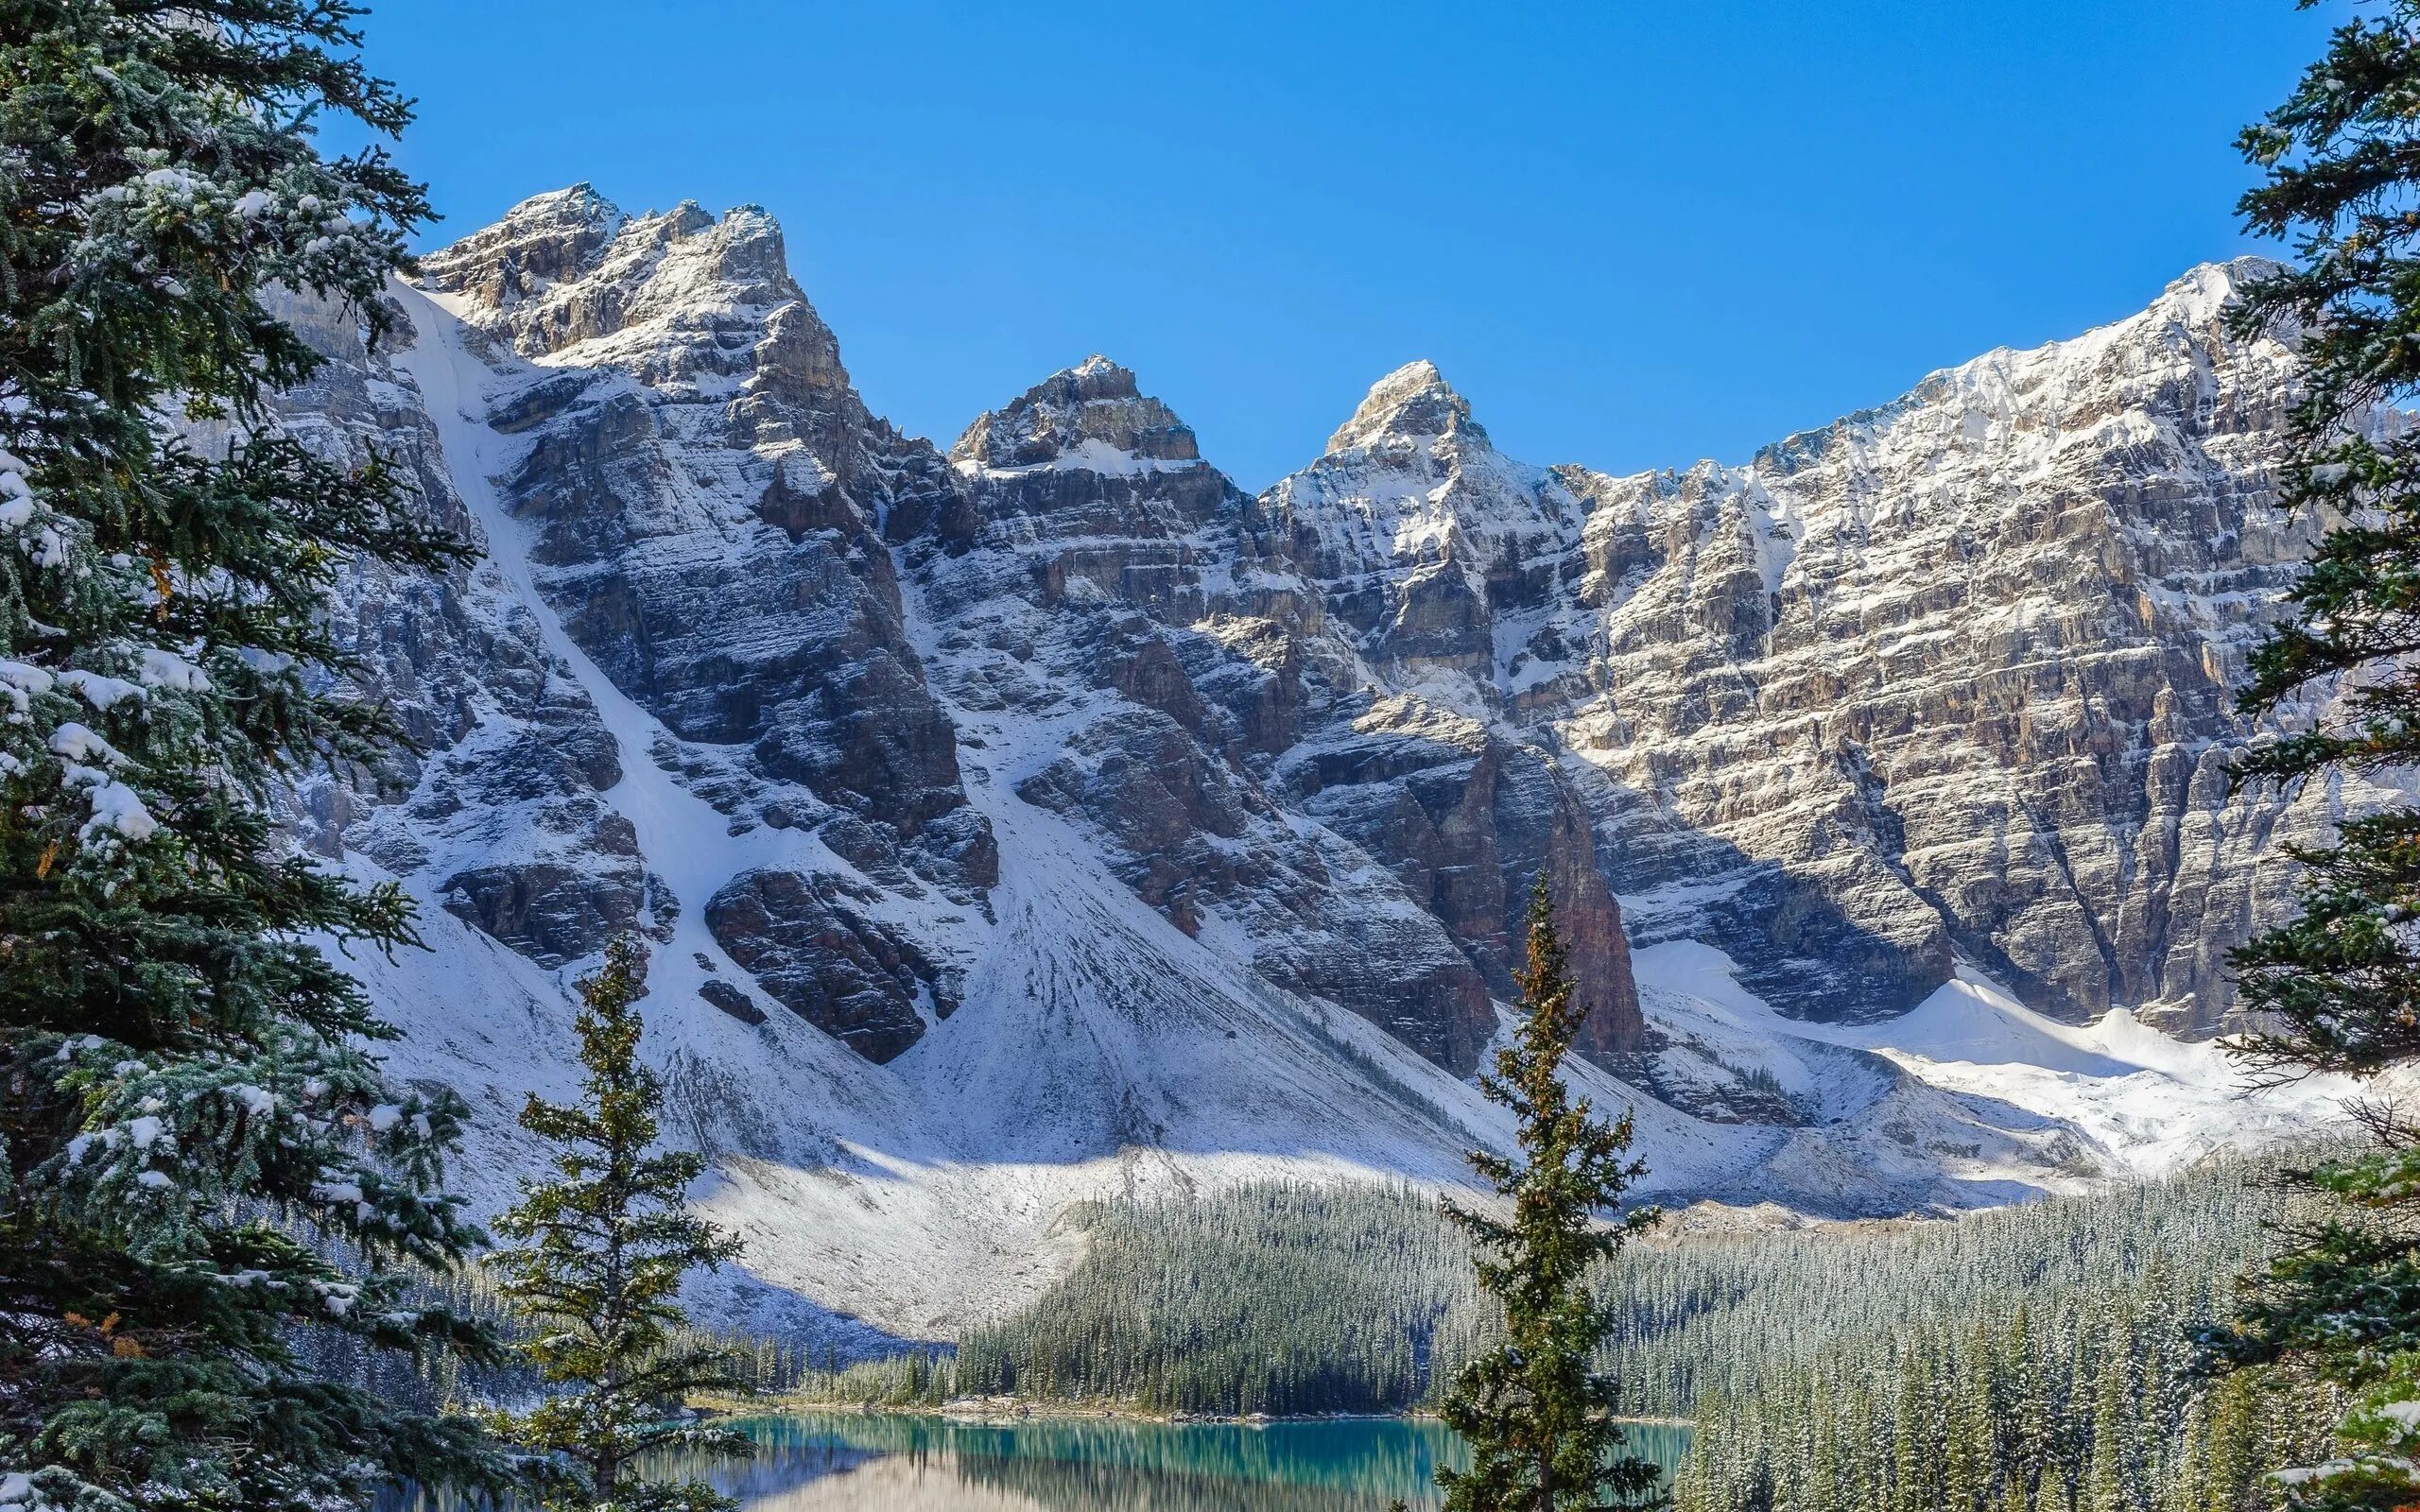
[681,1412,1691,1511]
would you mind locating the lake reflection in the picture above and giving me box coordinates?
[386,1413,1691,1511]
[696,1413,1690,1511]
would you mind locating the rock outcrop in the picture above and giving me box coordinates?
[705,868,956,1062]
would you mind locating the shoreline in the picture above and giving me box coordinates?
[700,1394,1691,1431]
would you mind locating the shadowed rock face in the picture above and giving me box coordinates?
[921,352,1652,1065]
[704,869,954,1062]
[926,357,1510,1072]
[277,190,998,1067]
[697,977,768,1026]
[1278,698,1642,1057]
[439,850,675,969]
[255,283,669,972]
[1230,363,1649,1057]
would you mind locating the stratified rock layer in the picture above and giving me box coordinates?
[1554,262,2333,1031]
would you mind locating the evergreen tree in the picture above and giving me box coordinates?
[1890,1344,1931,1512]
[2223,0,2420,1084]
[2085,1350,2135,1512]
[2201,7,2420,1508]
[1435,875,1662,1512]
[0,4,507,1508]
[1946,1328,1998,1512]
[2043,1460,2075,1512]
[2196,1374,2262,1512]
[489,938,751,1512]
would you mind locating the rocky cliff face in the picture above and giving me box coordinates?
[253,190,2363,1335]
[411,187,990,1058]
[1253,360,1644,1057]
[1552,262,2339,1033]
[918,353,1505,1072]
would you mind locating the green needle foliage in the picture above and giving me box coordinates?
[2227,0,2420,1082]
[2204,5,2420,1509]
[0,3,508,1508]
[1436,876,1662,1512]
[490,937,751,1512]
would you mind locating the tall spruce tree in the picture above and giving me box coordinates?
[2198,5,2420,1509]
[1436,876,1662,1512]
[489,938,750,1512]
[0,4,508,1509]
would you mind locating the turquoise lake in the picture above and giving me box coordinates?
[632,1413,1687,1511]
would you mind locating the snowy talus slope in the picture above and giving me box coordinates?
[264,189,2362,1346]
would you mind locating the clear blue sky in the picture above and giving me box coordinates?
[351,1,2342,490]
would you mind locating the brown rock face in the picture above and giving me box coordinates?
[704,869,956,1063]
[1543,794,1641,1061]
[1280,697,1645,1057]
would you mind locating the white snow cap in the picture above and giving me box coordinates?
[501,181,625,234]
[1326,359,1475,453]
[2153,256,2285,330]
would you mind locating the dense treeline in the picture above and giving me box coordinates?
[940,1160,2341,1511]
[1652,1165,2341,1512]
[1618,1166,2301,1415]
[1672,1274,2333,1512]
[1675,1314,2329,1512]
[956,1183,1480,1414]
[332,1156,2325,1438]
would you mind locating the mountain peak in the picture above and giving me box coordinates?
[1046,353,1144,404]
[2148,255,2289,333]
[500,182,626,234]
[419,183,627,311]
[950,357,1198,471]
[1327,359,1478,454]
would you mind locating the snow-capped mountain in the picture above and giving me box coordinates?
[271,185,2360,1343]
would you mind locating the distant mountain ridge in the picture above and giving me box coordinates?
[269,186,2358,1342]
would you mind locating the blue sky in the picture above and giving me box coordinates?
[353,1,2342,490]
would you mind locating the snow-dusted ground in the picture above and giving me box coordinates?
[1631,941,2345,1192]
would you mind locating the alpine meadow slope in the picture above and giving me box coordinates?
[275,186,2361,1343]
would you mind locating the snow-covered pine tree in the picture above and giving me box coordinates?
[1436,874,1662,1512]
[489,937,750,1512]
[0,4,510,1509]
[2200,7,2420,1509]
